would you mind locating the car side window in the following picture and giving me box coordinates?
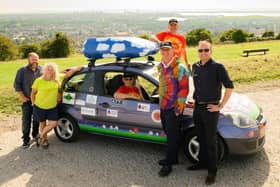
[64,72,99,94]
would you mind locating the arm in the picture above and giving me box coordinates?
[30,88,37,106]
[64,65,84,79]
[174,67,189,115]
[113,92,141,100]
[182,48,191,72]
[14,68,29,103]
[207,88,233,112]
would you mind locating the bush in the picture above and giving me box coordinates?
[138,34,150,40]
[19,43,41,58]
[275,33,280,40]
[262,30,274,37]
[186,28,213,46]
[232,29,248,43]
[41,32,73,58]
[0,34,18,61]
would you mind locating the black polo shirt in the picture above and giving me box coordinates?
[192,58,234,103]
[14,65,42,99]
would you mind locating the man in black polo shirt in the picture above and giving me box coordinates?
[188,40,234,185]
[14,52,42,148]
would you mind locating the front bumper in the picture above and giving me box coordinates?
[225,136,265,155]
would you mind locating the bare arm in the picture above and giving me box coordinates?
[64,65,84,79]
[30,88,37,106]
[150,35,161,44]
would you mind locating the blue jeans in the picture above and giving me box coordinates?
[21,101,39,144]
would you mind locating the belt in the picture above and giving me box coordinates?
[196,101,219,105]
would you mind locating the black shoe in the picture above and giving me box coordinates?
[158,159,178,166]
[205,175,216,185]
[187,163,205,171]
[158,165,172,177]
[22,142,30,149]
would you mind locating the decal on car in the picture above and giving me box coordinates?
[151,109,161,123]
[81,107,96,116]
[106,109,118,118]
[137,103,150,112]
[86,94,97,105]
[75,99,85,106]
[62,92,75,105]
[111,98,123,104]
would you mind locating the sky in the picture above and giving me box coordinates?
[0,0,280,14]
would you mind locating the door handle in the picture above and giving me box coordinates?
[99,102,110,108]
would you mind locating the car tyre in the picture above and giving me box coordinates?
[183,128,226,163]
[54,114,80,142]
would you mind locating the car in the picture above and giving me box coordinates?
[55,37,267,163]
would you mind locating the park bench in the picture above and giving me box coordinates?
[242,48,269,57]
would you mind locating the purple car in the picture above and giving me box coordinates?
[55,37,266,162]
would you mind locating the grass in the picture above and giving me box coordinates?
[1,40,280,116]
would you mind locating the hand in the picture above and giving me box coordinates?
[21,96,30,103]
[207,104,222,112]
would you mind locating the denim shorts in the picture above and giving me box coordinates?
[33,105,58,122]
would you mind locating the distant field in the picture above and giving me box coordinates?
[0,40,280,115]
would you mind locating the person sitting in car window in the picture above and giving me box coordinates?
[113,73,143,100]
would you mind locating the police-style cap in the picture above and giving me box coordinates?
[159,41,173,49]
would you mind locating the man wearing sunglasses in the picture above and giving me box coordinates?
[113,73,143,100]
[157,41,189,177]
[150,19,191,72]
[188,40,234,185]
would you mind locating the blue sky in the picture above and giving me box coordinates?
[0,0,279,13]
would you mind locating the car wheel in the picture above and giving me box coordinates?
[54,114,80,142]
[183,128,226,163]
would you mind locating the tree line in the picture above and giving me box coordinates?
[1,28,280,61]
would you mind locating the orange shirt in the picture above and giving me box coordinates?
[156,31,186,58]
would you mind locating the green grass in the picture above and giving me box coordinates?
[1,40,280,115]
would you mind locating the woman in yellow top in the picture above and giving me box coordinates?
[31,62,60,148]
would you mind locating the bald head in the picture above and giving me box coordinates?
[27,52,39,70]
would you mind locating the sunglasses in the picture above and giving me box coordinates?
[198,48,210,53]
[124,78,133,81]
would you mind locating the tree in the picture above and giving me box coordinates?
[276,33,280,40]
[0,34,18,61]
[19,43,41,58]
[262,30,274,37]
[138,34,150,40]
[232,29,248,43]
[41,32,73,58]
[186,28,213,46]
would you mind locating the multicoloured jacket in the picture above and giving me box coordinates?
[158,58,189,114]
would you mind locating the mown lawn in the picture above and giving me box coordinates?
[1,40,280,116]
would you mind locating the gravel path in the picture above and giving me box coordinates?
[0,83,280,187]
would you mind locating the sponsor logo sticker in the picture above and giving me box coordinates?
[62,92,75,105]
[86,94,97,104]
[137,103,150,112]
[106,109,118,118]
[151,109,161,123]
[81,107,96,116]
[75,99,85,106]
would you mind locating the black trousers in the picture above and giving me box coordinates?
[193,103,219,175]
[160,108,181,165]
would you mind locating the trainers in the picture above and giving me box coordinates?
[22,142,30,149]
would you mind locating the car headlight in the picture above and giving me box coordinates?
[224,112,257,128]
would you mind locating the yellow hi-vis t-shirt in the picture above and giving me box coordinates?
[32,77,59,109]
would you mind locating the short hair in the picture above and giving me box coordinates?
[27,52,39,58]
[198,40,212,49]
